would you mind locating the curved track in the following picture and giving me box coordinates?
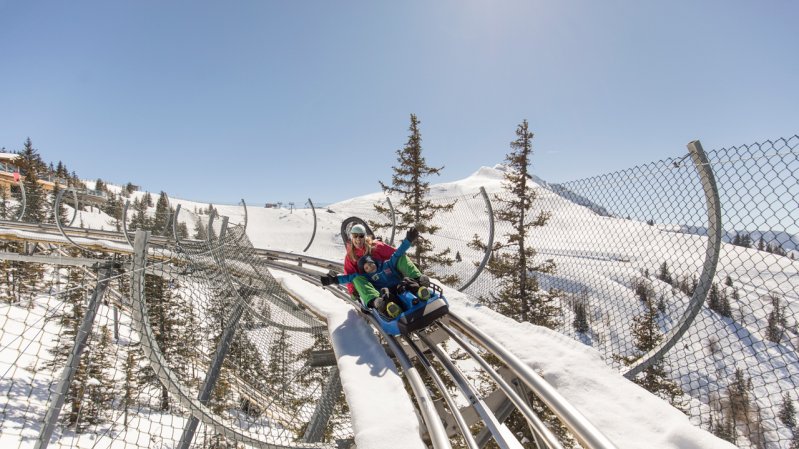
[0,220,617,449]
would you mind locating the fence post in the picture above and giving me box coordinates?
[14,176,26,222]
[458,186,495,292]
[625,140,722,378]
[303,198,317,252]
[35,264,114,449]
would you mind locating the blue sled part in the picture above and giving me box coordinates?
[365,284,450,336]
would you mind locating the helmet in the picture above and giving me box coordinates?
[350,224,366,236]
[357,255,376,273]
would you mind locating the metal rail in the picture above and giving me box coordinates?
[444,313,618,449]
[2,221,621,449]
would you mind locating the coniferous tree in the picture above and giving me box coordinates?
[657,261,673,285]
[264,327,296,402]
[373,113,459,284]
[469,120,558,325]
[618,298,685,409]
[152,191,171,235]
[206,203,218,218]
[42,266,114,431]
[194,217,208,240]
[137,274,193,410]
[780,393,797,429]
[79,324,115,430]
[766,292,786,343]
[725,367,769,448]
[711,411,737,444]
[49,182,70,224]
[571,290,590,333]
[177,221,190,239]
[128,197,150,231]
[572,300,589,333]
[0,187,10,220]
[707,282,731,317]
[102,193,124,231]
[0,188,13,302]
[725,275,734,287]
[121,345,138,427]
[15,138,48,223]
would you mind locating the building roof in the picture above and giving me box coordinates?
[0,153,20,162]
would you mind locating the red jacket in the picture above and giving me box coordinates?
[343,240,396,294]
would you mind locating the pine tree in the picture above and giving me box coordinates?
[15,138,48,223]
[657,261,673,285]
[177,221,190,239]
[766,292,786,343]
[725,275,733,287]
[373,113,459,284]
[264,327,295,402]
[137,274,193,411]
[42,266,113,431]
[121,345,138,427]
[102,193,124,231]
[194,217,208,240]
[707,282,731,317]
[619,298,685,409]
[128,197,150,231]
[49,182,70,224]
[780,393,796,429]
[571,290,590,333]
[572,301,589,333]
[152,191,171,235]
[0,187,10,220]
[711,411,737,444]
[80,324,115,430]
[728,367,752,422]
[469,120,558,325]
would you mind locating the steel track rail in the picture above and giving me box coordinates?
[262,254,618,449]
[5,226,619,449]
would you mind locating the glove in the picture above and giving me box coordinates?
[320,270,338,286]
[405,227,419,243]
[416,275,430,287]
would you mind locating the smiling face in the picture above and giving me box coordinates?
[351,232,366,248]
[363,260,377,274]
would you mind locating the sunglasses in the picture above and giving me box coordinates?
[351,233,365,239]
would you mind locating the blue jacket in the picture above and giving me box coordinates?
[337,238,411,290]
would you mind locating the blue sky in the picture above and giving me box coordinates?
[1,1,796,206]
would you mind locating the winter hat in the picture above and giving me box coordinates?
[350,224,366,236]
[358,255,376,273]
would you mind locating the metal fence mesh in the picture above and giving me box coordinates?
[0,215,351,448]
[393,137,797,449]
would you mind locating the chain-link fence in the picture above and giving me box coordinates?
[358,136,794,449]
[0,215,351,448]
[325,136,798,448]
